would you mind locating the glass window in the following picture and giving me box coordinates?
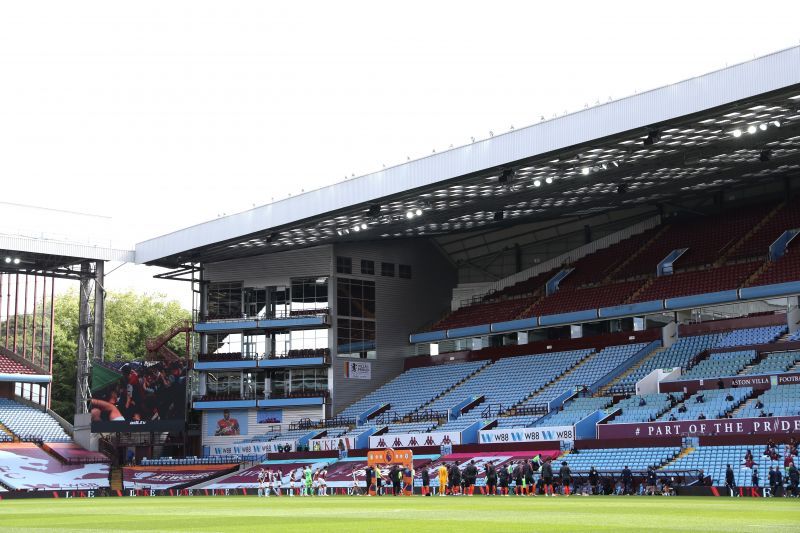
[289,277,329,315]
[206,371,241,396]
[381,262,395,277]
[206,333,242,355]
[269,286,290,318]
[243,287,267,318]
[399,264,412,279]
[360,259,375,275]
[336,277,376,358]
[269,368,329,397]
[271,328,329,357]
[207,281,243,320]
[336,256,352,274]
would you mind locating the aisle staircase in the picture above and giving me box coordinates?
[0,421,19,442]
[110,466,124,491]
[508,350,597,411]
[600,346,666,395]
[605,224,671,282]
[716,201,785,265]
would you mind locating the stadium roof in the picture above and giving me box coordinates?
[136,46,800,268]
[0,202,134,278]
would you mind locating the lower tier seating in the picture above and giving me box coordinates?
[680,350,758,380]
[336,360,488,421]
[424,349,592,419]
[609,334,722,393]
[659,388,752,421]
[519,343,647,409]
[741,351,800,375]
[0,399,71,442]
[562,446,681,472]
[737,384,800,418]
[531,396,611,427]
[667,444,794,487]
[609,393,682,424]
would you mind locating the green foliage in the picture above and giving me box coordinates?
[48,290,190,423]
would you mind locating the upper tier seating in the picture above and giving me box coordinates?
[609,393,681,424]
[424,350,593,420]
[666,444,791,487]
[430,298,533,331]
[737,384,800,418]
[0,399,71,442]
[679,350,758,380]
[525,280,644,317]
[659,388,752,421]
[519,343,647,409]
[336,360,488,420]
[483,267,560,301]
[0,355,38,375]
[613,205,772,280]
[742,351,800,375]
[715,325,787,348]
[563,446,681,472]
[531,396,611,427]
[727,201,800,261]
[559,228,661,288]
[631,262,759,303]
[748,242,800,287]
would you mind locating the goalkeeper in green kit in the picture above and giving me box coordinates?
[304,466,314,496]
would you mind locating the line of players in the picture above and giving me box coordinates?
[421,457,573,497]
[256,465,330,497]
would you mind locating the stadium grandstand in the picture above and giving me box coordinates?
[0,204,133,492]
[5,46,800,500]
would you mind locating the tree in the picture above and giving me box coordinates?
[49,290,191,422]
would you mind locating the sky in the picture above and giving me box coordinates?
[1,1,799,309]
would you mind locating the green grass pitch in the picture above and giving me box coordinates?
[1,495,799,532]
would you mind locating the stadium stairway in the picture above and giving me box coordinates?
[506,350,597,412]
[0,421,18,442]
[603,224,670,283]
[600,346,666,395]
[410,362,497,417]
[728,389,766,418]
[516,293,547,322]
[662,446,695,468]
[623,277,655,305]
[715,203,784,265]
[110,466,123,491]
[742,260,771,287]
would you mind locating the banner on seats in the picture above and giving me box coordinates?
[478,425,575,444]
[211,439,297,456]
[596,415,800,439]
[369,431,461,449]
[308,436,357,451]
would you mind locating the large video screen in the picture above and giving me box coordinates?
[90,357,188,432]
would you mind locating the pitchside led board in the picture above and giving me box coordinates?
[90,356,188,432]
